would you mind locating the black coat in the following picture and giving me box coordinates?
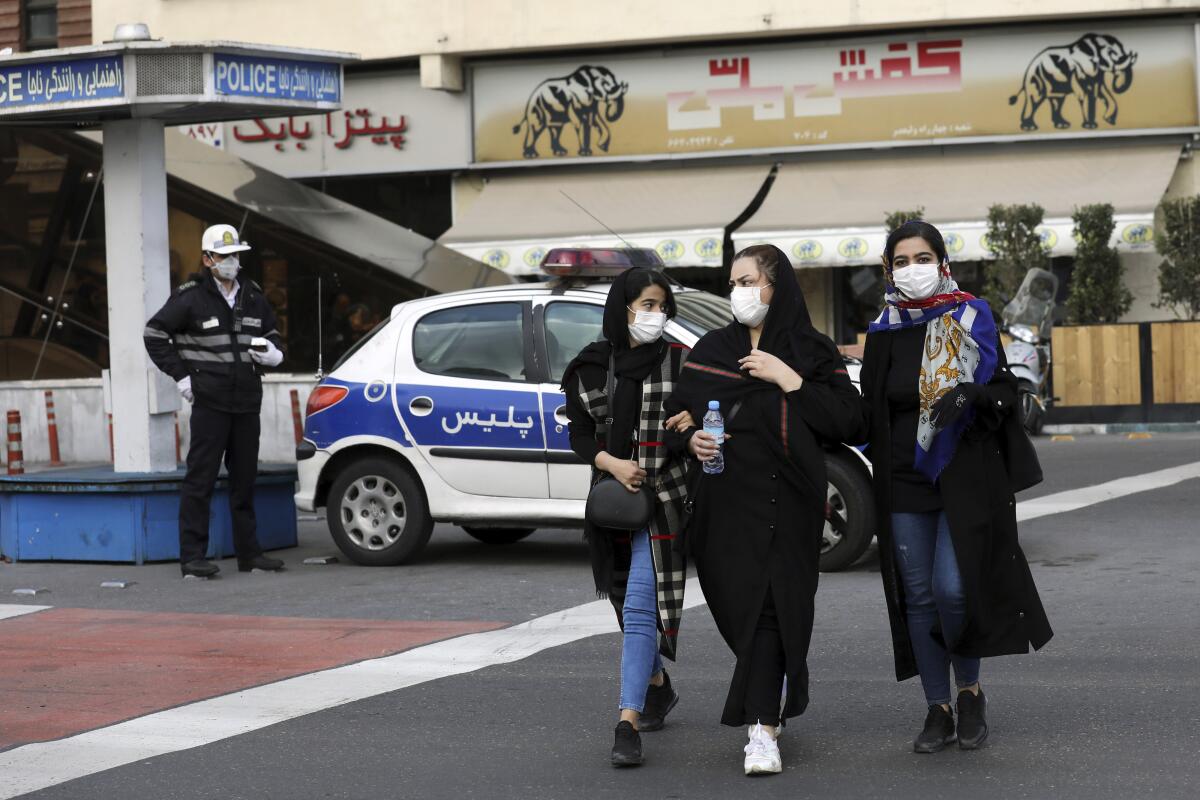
[860,328,1053,681]
[144,272,283,414]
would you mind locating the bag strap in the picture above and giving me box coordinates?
[604,351,616,429]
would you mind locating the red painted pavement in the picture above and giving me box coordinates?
[0,608,504,750]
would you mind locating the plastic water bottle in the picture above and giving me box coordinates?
[702,400,725,475]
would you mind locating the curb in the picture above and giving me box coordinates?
[1042,422,1200,436]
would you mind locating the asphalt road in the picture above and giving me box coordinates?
[2,433,1198,799]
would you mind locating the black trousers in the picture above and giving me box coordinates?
[179,404,263,565]
[744,592,786,726]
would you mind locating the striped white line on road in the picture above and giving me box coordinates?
[2,460,1198,798]
[1017,461,1200,522]
[0,604,50,621]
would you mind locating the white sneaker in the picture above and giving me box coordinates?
[743,722,782,775]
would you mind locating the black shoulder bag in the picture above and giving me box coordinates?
[584,354,655,531]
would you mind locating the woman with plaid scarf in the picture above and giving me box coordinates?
[561,267,694,768]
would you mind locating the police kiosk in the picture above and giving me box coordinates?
[0,24,356,563]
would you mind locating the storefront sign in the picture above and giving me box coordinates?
[217,72,469,177]
[472,23,1197,163]
[0,56,124,109]
[213,55,340,103]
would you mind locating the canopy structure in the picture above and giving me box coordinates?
[733,142,1183,267]
[439,164,774,275]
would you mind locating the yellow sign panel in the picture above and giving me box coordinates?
[473,24,1196,162]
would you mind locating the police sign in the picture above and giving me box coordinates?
[214,55,341,103]
[0,56,125,109]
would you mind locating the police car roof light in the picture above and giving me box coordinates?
[306,385,349,418]
[540,247,664,278]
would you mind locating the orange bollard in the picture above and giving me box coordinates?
[290,389,304,446]
[7,410,24,475]
[43,390,63,466]
[107,412,114,462]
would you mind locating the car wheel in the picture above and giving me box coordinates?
[326,457,433,566]
[462,527,536,545]
[819,451,874,572]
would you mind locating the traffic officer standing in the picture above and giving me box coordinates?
[144,224,286,578]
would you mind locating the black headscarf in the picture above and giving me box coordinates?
[666,245,845,462]
[560,268,670,460]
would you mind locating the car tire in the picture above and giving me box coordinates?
[462,527,536,545]
[326,457,433,566]
[819,451,875,573]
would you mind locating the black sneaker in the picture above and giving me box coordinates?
[639,671,679,733]
[956,688,989,750]
[611,720,643,767]
[238,555,284,573]
[913,704,956,753]
[181,559,219,578]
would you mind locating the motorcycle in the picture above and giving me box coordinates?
[1001,268,1059,436]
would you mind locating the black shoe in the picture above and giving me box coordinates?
[956,688,989,750]
[181,559,220,578]
[237,555,284,573]
[611,721,643,767]
[639,670,679,733]
[913,705,957,753]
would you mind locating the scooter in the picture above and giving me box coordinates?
[1001,268,1059,436]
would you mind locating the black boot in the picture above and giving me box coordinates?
[181,559,220,578]
[956,688,989,750]
[238,554,284,572]
[913,704,956,753]
[638,670,679,732]
[611,720,643,767]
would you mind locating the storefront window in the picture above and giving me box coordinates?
[23,0,58,50]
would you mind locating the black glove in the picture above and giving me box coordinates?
[930,383,985,429]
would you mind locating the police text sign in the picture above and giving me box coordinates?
[214,55,341,104]
[0,56,124,110]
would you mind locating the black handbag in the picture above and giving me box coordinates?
[584,354,655,531]
[999,407,1043,493]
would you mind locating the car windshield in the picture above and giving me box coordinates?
[673,291,734,336]
[329,317,389,373]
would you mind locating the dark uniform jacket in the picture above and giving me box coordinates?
[143,272,284,414]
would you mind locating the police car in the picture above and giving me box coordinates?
[294,249,875,571]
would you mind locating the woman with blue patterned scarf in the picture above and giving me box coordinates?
[858,220,1053,755]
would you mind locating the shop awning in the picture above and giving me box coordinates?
[733,142,1184,267]
[439,164,774,275]
[77,130,512,294]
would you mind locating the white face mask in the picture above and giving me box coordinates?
[730,286,769,328]
[892,263,942,300]
[211,255,240,282]
[627,309,667,345]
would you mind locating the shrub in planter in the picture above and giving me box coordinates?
[1067,203,1131,324]
[885,208,926,235]
[985,204,1048,305]
[1155,196,1200,320]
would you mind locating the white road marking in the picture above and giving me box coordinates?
[1017,461,1200,522]
[0,604,49,621]
[3,460,1198,797]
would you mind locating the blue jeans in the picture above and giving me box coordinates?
[619,530,664,712]
[891,512,981,706]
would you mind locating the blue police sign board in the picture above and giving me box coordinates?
[214,55,340,103]
[0,55,124,109]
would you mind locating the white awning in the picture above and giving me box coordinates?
[439,164,773,275]
[733,142,1183,267]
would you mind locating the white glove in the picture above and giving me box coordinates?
[249,339,283,367]
[177,376,194,403]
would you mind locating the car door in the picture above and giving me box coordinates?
[394,298,549,498]
[533,297,607,500]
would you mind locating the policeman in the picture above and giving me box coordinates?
[144,224,286,578]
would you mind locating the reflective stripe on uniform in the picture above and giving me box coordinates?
[178,349,235,363]
[143,326,169,339]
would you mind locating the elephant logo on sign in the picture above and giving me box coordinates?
[1009,33,1137,131]
[513,66,629,158]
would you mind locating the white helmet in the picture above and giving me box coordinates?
[201,224,251,255]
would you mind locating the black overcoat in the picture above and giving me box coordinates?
[860,328,1053,681]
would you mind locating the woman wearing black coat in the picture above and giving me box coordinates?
[859,220,1053,754]
[667,244,863,776]
[562,267,693,768]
